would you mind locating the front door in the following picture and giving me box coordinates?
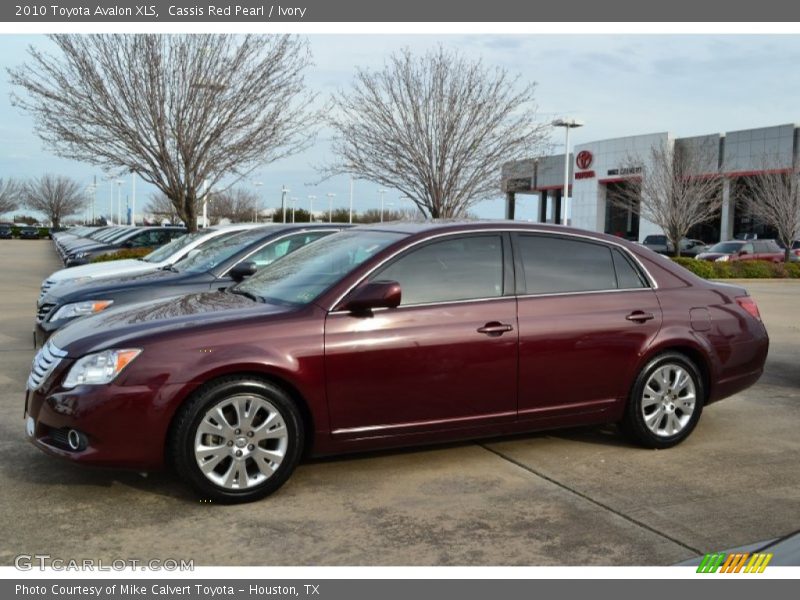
[325,233,518,437]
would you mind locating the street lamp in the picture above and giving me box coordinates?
[552,118,584,223]
[378,189,387,222]
[280,186,290,223]
[326,193,336,223]
[308,195,316,222]
[115,179,124,226]
[252,181,264,223]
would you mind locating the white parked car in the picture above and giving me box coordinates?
[39,224,264,301]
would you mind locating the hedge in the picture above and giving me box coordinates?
[90,248,153,262]
[671,257,800,279]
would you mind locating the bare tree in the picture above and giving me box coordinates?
[144,192,183,225]
[324,47,550,218]
[608,139,723,257]
[9,34,317,231]
[210,188,259,223]
[742,167,800,262]
[22,174,86,228]
[0,178,22,215]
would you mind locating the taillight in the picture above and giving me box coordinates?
[736,296,761,321]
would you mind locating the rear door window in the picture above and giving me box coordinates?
[516,235,646,294]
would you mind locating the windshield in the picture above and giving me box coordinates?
[236,230,405,306]
[176,227,272,273]
[707,242,744,254]
[144,229,207,263]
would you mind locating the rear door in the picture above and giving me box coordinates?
[513,234,663,421]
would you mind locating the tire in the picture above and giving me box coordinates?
[170,377,304,503]
[622,352,704,449]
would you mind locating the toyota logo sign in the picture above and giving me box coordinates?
[576,150,593,170]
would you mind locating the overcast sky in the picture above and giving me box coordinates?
[2,34,800,222]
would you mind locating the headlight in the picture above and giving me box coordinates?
[715,255,730,262]
[50,300,113,321]
[62,349,142,388]
[71,251,90,259]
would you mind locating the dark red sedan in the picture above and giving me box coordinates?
[24,222,769,503]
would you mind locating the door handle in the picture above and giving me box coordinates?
[477,322,514,336]
[626,311,655,323]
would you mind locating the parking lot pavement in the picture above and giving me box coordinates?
[0,240,797,566]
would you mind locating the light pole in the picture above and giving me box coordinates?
[280,185,290,223]
[326,193,336,223]
[291,197,297,223]
[552,118,584,223]
[88,177,97,225]
[115,179,124,226]
[349,176,354,224]
[378,189,387,222]
[202,179,209,228]
[252,181,264,223]
[308,195,316,222]
[131,173,136,226]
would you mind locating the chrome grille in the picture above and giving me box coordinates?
[36,302,56,323]
[27,341,67,391]
[39,279,55,301]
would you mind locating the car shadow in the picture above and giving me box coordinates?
[9,423,634,504]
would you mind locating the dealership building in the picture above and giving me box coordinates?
[501,123,797,243]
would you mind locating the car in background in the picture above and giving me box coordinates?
[63,226,186,267]
[39,224,264,300]
[0,224,12,239]
[695,239,785,263]
[34,224,345,345]
[642,235,708,257]
[24,222,769,502]
[19,226,41,240]
[55,226,125,260]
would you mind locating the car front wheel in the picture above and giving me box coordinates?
[170,377,303,503]
[622,352,704,449]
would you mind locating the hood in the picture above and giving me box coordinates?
[51,290,291,355]
[48,258,144,282]
[45,267,194,304]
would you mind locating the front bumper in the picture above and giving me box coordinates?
[25,377,183,471]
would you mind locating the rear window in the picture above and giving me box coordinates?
[644,235,666,244]
[516,235,646,294]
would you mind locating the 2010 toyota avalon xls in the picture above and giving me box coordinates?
[24,222,769,503]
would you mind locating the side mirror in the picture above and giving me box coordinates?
[123,240,134,248]
[229,261,258,282]
[343,280,402,313]
[739,249,750,256]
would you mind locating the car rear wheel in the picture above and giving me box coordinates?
[170,377,303,503]
[622,352,704,449]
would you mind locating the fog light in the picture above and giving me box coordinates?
[67,429,87,451]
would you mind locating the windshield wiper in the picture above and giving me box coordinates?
[229,288,262,303]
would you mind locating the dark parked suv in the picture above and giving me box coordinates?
[24,222,769,503]
[0,224,12,239]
